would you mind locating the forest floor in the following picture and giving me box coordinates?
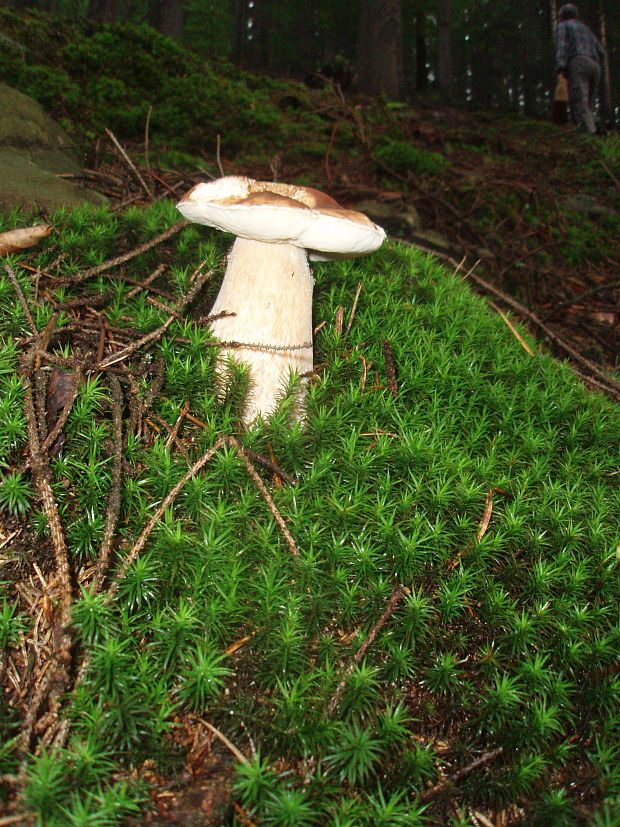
[76,95,620,403]
[1,31,620,823]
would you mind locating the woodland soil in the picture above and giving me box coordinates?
[76,100,620,401]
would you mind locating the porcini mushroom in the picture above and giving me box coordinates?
[177,176,385,424]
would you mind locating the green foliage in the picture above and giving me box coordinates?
[0,12,324,158]
[375,139,451,177]
[326,721,382,785]
[0,470,33,516]
[177,645,231,711]
[0,201,619,824]
[601,135,620,174]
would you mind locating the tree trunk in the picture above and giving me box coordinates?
[415,10,428,92]
[148,0,184,40]
[598,0,613,121]
[87,0,116,24]
[232,0,249,66]
[437,0,453,99]
[357,0,403,98]
[243,0,272,71]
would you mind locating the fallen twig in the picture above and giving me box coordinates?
[0,813,37,826]
[91,375,124,594]
[383,339,398,397]
[419,747,504,803]
[98,315,176,368]
[243,448,297,486]
[164,399,190,451]
[60,221,187,285]
[105,437,227,601]
[464,269,620,399]
[98,265,213,368]
[327,584,409,718]
[105,127,152,199]
[23,379,72,622]
[541,276,620,321]
[3,264,36,334]
[199,719,249,766]
[216,134,225,177]
[344,281,363,338]
[488,301,536,357]
[229,437,300,559]
[20,378,73,757]
[323,121,340,184]
[601,159,620,192]
[144,105,152,174]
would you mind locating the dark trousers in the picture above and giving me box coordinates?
[567,55,600,133]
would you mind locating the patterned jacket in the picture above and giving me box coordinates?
[555,19,604,72]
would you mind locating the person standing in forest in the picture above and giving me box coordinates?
[555,3,604,133]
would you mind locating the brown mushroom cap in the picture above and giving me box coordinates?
[177,176,386,258]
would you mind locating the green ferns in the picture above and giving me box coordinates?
[0,201,619,824]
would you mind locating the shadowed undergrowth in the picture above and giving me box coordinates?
[0,202,619,825]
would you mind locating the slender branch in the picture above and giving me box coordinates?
[105,437,227,601]
[327,584,409,718]
[383,339,398,397]
[144,104,152,174]
[98,265,214,369]
[4,264,36,334]
[59,221,187,284]
[243,448,297,486]
[419,747,505,802]
[228,437,300,559]
[464,269,620,398]
[542,276,620,321]
[105,127,152,198]
[97,315,176,369]
[216,134,225,177]
[199,719,249,766]
[23,379,72,622]
[344,282,363,338]
[91,375,124,594]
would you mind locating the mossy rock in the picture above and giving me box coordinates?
[0,83,106,211]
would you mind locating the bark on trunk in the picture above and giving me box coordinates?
[148,0,184,40]
[87,0,116,24]
[357,0,403,98]
[599,0,613,120]
[416,11,428,92]
[437,0,453,99]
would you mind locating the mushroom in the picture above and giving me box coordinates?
[177,176,385,424]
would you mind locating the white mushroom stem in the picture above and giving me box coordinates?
[209,237,314,423]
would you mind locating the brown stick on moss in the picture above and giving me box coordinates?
[327,584,409,718]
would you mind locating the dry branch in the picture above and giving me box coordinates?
[105,127,152,198]
[383,339,398,397]
[3,265,36,334]
[60,221,187,285]
[105,437,227,601]
[91,375,124,594]
[327,584,409,718]
[419,747,504,802]
[229,437,300,559]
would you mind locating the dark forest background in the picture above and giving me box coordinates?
[3,0,619,121]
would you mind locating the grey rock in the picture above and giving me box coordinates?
[408,228,454,257]
[355,199,422,238]
[0,83,107,212]
[562,193,618,220]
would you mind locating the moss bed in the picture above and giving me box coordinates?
[0,202,619,825]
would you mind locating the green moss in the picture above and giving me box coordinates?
[375,139,451,177]
[0,11,326,159]
[1,196,618,824]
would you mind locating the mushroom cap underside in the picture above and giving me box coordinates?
[177,176,386,257]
